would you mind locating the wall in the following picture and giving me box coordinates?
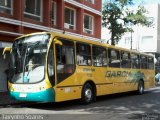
[116,4,159,53]
[157,4,160,53]
[0,49,9,92]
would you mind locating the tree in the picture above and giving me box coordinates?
[102,0,152,45]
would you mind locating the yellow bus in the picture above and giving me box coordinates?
[3,32,155,104]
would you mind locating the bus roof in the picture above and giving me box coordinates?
[14,32,154,57]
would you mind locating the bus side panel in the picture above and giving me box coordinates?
[54,67,155,102]
[101,68,138,94]
[96,84,114,96]
[54,73,82,102]
[92,67,115,96]
[142,70,155,89]
[54,86,82,102]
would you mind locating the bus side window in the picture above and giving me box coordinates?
[76,43,91,66]
[108,49,120,68]
[121,51,131,68]
[131,53,140,69]
[92,46,107,67]
[140,55,147,69]
[148,57,154,69]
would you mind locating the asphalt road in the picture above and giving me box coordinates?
[0,86,160,120]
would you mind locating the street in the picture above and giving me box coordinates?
[0,86,160,120]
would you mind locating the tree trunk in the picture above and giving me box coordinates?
[111,32,115,46]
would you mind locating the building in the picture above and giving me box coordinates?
[0,0,102,92]
[117,4,160,72]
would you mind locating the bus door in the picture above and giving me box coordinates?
[54,38,75,85]
[54,38,78,101]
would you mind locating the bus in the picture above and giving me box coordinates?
[3,32,155,104]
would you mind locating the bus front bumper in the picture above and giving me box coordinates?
[9,88,55,102]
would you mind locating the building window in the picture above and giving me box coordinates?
[24,0,42,21]
[84,14,93,34]
[125,37,131,44]
[51,1,56,25]
[0,0,12,14]
[86,0,94,4]
[64,7,76,30]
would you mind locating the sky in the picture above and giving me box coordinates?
[102,0,160,5]
[133,0,160,5]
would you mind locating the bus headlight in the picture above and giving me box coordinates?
[10,86,14,92]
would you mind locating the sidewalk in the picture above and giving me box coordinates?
[155,81,160,87]
[0,92,22,106]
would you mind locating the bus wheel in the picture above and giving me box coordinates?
[137,80,144,95]
[81,83,93,104]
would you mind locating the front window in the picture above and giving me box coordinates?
[64,7,76,30]
[9,34,50,83]
[0,0,12,14]
[84,14,93,34]
[24,0,42,21]
[48,43,54,86]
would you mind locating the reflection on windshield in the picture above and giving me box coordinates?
[9,34,50,83]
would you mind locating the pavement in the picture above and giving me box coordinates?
[0,92,23,107]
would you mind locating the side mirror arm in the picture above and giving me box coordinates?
[3,47,12,59]
[54,38,63,45]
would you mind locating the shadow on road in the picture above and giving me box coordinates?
[2,87,160,119]
[18,88,160,108]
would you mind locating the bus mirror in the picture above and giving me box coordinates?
[54,38,63,45]
[3,47,11,59]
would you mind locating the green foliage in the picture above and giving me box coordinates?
[102,0,152,45]
[125,5,152,27]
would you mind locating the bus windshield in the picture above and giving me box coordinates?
[9,34,50,83]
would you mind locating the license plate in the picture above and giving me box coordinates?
[19,93,27,97]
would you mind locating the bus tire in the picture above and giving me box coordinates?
[137,80,144,95]
[81,83,93,104]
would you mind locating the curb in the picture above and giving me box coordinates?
[0,92,23,107]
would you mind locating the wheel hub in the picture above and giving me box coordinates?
[85,89,92,101]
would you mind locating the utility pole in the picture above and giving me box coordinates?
[130,29,132,50]
[130,22,133,50]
